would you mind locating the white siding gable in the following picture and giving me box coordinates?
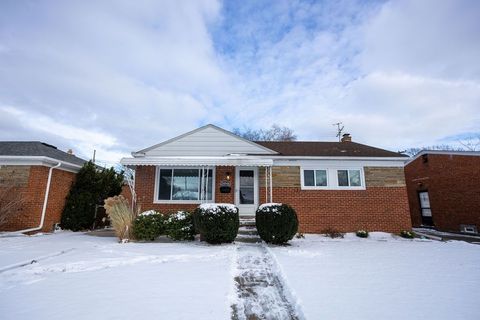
[136,125,277,157]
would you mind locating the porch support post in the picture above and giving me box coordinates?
[200,167,205,203]
[269,166,273,203]
[265,166,268,203]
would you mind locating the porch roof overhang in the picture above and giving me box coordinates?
[120,156,274,167]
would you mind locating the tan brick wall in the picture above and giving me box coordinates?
[365,167,406,187]
[1,165,76,232]
[259,166,301,188]
[0,165,30,187]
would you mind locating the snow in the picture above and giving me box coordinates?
[1,231,479,319]
[0,231,235,320]
[198,203,237,213]
[139,209,160,216]
[167,211,189,221]
[268,233,480,320]
[258,203,282,210]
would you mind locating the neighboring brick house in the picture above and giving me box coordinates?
[0,142,86,233]
[405,151,480,234]
[121,124,411,233]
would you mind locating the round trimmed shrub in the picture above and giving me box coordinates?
[132,211,165,241]
[356,230,369,238]
[256,203,298,244]
[194,204,239,244]
[165,211,195,241]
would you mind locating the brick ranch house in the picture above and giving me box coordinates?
[121,125,411,233]
[405,150,480,234]
[0,142,86,233]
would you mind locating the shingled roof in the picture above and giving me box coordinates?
[0,141,87,166]
[254,141,407,158]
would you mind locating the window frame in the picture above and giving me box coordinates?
[153,166,216,204]
[300,168,329,190]
[336,169,363,188]
[300,167,365,190]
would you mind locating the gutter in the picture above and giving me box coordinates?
[15,162,62,234]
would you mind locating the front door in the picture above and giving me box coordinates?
[235,167,258,216]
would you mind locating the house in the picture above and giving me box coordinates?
[121,124,411,233]
[405,150,480,234]
[0,141,86,233]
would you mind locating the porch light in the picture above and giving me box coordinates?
[226,172,231,181]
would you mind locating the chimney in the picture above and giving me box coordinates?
[341,133,352,142]
[67,149,74,155]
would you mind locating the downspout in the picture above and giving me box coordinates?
[269,166,273,203]
[16,162,62,234]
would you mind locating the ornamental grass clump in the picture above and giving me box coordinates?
[104,195,136,241]
[132,210,165,241]
[256,203,298,244]
[165,211,195,241]
[194,203,239,244]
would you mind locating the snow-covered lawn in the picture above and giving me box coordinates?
[269,233,480,320]
[1,232,479,320]
[0,232,235,320]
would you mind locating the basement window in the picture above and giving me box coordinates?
[460,225,478,234]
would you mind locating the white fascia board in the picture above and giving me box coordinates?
[0,156,83,173]
[120,156,273,167]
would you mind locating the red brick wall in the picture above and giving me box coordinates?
[135,165,411,233]
[1,165,76,232]
[405,154,480,232]
[259,186,411,233]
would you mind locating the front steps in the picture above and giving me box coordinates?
[236,216,260,243]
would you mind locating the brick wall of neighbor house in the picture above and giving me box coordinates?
[405,154,480,233]
[0,165,76,232]
[259,166,411,233]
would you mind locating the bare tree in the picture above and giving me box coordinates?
[458,135,480,151]
[233,124,297,141]
[403,145,465,157]
[0,185,24,228]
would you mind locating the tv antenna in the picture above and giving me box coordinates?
[332,122,344,142]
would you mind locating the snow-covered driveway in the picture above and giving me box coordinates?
[1,231,479,320]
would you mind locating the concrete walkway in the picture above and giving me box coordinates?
[232,223,302,320]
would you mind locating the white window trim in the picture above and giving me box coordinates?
[300,167,366,190]
[153,166,216,204]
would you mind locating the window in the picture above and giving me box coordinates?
[337,169,362,187]
[303,169,327,187]
[156,167,213,202]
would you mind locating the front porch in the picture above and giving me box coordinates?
[122,156,276,216]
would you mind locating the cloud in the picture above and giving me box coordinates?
[0,0,479,163]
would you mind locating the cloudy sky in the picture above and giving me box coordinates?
[1,0,479,165]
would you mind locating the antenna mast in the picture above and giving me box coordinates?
[332,122,344,142]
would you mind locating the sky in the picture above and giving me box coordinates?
[0,0,479,165]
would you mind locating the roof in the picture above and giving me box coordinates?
[0,141,87,166]
[406,150,480,165]
[254,141,407,158]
